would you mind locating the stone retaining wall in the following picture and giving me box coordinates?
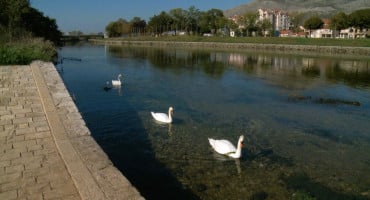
[90,39,370,57]
[34,61,144,200]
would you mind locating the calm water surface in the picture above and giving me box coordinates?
[58,44,370,200]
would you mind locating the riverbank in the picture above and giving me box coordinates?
[0,61,144,200]
[90,38,370,57]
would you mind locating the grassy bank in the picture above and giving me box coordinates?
[0,38,57,65]
[106,36,370,47]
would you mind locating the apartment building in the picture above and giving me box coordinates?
[257,8,291,31]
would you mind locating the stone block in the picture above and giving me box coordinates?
[0,178,20,192]
[25,181,50,195]
[29,120,49,129]
[12,140,36,150]
[5,164,24,174]
[15,127,35,136]
[25,131,51,141]
[6,135,25,143]
[0,189,17,200]
[0,160,11,168]
[1,150,21,160]
[0,172,22,184]
[0,114,14,121]
[0,119,12,126]
[12,117,32,125]
[35,126,50,132]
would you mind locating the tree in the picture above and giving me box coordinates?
[0,0,30,36]
[105,18,130,37]
[257,19,272,37]
[225,18,239,35]
[0,0,61,44]
[304,16,324,37]
[198,9,225,34]
[243,12,258,36]
[147,11,173,35]
[22,7,62,44]
[185,6,201,34]
[330,12,349,31]
[169,8,186,34]
[290,12,306,32]
[348,8,370,30]
[130,17,146,36]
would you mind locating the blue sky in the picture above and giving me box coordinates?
[30,0,251,34]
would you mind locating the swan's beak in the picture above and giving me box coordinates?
[240,141,244,147]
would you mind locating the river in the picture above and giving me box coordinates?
[58,44,370,200]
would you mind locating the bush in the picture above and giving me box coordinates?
[0,38,57,65]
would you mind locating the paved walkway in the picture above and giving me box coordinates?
[0,61,144,200]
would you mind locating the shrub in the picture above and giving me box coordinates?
[0,38,57,65]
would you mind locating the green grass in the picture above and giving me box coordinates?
[0,38,57,65]
[108,36,370,47]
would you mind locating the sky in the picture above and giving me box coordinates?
[30,0,251,34]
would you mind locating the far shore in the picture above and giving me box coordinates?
[89,38,370,58]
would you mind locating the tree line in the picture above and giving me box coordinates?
[0,0,62,44]
[303,9,370,32]
[106,7,370,37]
[106,6,236,37]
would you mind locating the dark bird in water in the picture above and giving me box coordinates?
[103,81,112,91]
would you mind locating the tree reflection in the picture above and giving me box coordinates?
[107,46,370,88]
[326,62,370,87]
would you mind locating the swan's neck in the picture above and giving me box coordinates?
[229,141,242,158]
[168,109,172,122]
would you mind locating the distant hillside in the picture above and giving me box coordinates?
[224,0,370,17]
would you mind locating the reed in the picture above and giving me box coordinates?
[0,38,57,65]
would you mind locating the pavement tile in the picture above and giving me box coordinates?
[5,164,24,174]
[0,63,144,200]
[0,189,17,200]
[0,172,22,185]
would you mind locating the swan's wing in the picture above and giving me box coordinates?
[112,80,121,86]
[151,112,169,122]
[209,139,236,155]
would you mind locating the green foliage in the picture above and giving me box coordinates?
[22,7,62,45]
[130,17,146,36]
[330,12,348,30]
[304,16,324,30]
[148,11,174,34]
[242,12,259,36]
[200,9,225,34]
[257,19,273,36]
[107,7,370,38]
[0,0,61,45]
[0,0,30,35]
[105,18,131,37]
[349,8,370,29]
[0,38,57,65]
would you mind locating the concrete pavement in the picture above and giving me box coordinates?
[0,61,144,200]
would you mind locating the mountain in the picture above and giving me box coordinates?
[224,0,370,17]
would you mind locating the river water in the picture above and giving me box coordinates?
[58,44,370,200]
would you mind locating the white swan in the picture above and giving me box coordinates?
[112,74,122,86]
[151,107,173,123]
[208,135,244,159]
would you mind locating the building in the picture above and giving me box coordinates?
[257,9,291,31]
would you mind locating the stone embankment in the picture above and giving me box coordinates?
[0,61,144,200]
[90,39,370,57]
